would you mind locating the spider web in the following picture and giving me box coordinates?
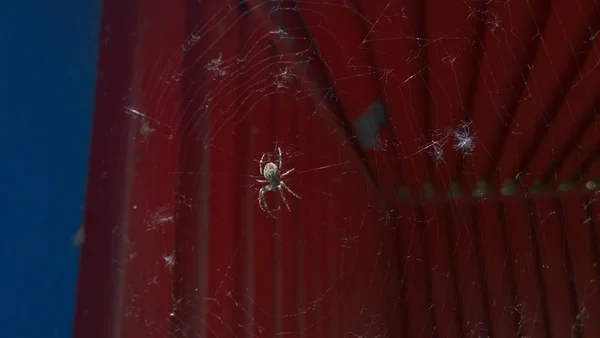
[89,0,600,337]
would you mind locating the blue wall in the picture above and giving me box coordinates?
[0,0,102,336]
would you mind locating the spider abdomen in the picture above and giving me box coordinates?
[263,162,279,180]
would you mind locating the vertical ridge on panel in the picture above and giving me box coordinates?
[592,196,600,278]
[232,8,252,337]
[503,199,549,337]
[114,1,184,336]
[73,1,137,337]
[201,0,243,335]
[449,204,490,336]
[238,13,280,337]
[398,205,434,337]
[304,102,327,338]
[244,11,279,335]
[138,1,185,336]
[476,202,519,337]
[294,85,320,337]
[275,50,306,335]
[423,203,461,338]
[378,208,403,338]
[561,194,600,338]
[530,198,578,337]
[172,0,211,336]
[390,214,409,337]
[326,175,340,338]
[274,92,302,336]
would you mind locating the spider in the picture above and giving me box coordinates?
[257,147,301,217]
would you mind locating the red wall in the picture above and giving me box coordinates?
[75,0,600,337]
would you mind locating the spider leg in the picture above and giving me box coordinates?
[259,153,266,175]
[258,185,278,218]
[280,168,295,178]
[278,188,291,211]
[258,186,271,213]
[277,147,282,170]
[264,206,278,218]
[280,181,301,199]
[256,179,268,183]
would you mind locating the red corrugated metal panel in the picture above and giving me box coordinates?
[468,0,548,192]
[74,1,185,337]
[492,0,599,188]
[75,0,600,337]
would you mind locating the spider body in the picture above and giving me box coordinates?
[257,147,301,217]
[262,162,280,185]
